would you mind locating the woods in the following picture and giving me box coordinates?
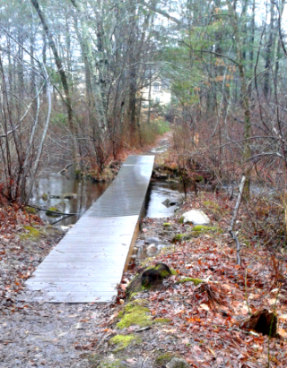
[0,0,286,203]
[1,1,287,367]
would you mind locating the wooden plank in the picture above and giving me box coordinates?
[24,155,154,303]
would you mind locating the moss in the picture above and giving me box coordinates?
[117,300,152,329]
[177,277,204,286]
[156,352,174,365]
[163,222,172,227]
[154,318,172,324]
[173,226,222,242]
[20,226,41,240]
[109,334,141,352]
[192,225,222,234]
[172,233,193,242]
[129,292,139,300]
[45,207,61,217]
[173,233,185,241]
[75,169,81,179]
[203,200,220,210]
[194,175,204,182]
[41,193,48,201]
[25,206,37,214]
[178,216,184,224]
[97,359,125,368]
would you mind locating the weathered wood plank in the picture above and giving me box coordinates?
[24,155,154,303]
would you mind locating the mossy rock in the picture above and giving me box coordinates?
[172,233,193,242]
[41,193,48,201]
[25,206,37,214]
[178,216,184,224]
[20,226,42,240]
[98,360,125,368]
[163,223,172,228]
[177,277,204,286]
[156,352,174,365]
[85,354,125,368]
[109,334,141,352]
[46,207,61,217]
[126,264,175,295]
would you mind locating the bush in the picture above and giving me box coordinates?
[141,119,170,145]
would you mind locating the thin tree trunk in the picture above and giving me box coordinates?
[227,0,252,198]
[31,0,79,170]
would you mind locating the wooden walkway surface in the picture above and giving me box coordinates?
[25,155,154,303]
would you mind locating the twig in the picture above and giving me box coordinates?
[228,175,246,266]
[60,163,73,174]
[27,204,79,216]
[51,214,74,225]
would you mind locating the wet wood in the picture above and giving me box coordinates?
[24,155,154,303]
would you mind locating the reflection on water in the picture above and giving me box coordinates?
[145,180,184,218]
[31,168,109,226]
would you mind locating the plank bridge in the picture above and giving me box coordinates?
[25,155,154,303]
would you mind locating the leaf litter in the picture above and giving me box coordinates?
[1,190,287,367]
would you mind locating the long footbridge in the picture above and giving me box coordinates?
[25,155,154,303]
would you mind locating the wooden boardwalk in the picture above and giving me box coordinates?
[25,155,154,303]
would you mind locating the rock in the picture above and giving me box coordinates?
[166,357,191,368]
[162,198,178,207]
[62,193,76,200]
[182,209,210,225]
[126,263,173,295]
[49,194,61,199]
[146,237,160,245]
[241,309,277,337]
[162,197,183,208]
[146,244,158,256]
[162,198,171,207]
[45,207,61,217]
[141,263,172,287]
[41,193,48,201]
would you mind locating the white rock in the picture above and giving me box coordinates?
[146,244,158,255]
[182,209,210,225]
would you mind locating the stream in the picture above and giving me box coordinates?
[31,167,184,227]
[31,136,183,227]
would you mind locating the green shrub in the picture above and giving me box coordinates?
[141,119,170,145]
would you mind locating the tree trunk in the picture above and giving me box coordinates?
[31,0,80,170]
[264,0,274,98]
[227,0,252,198]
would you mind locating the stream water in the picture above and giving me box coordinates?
[31,168,109,227]
[31,166,183,227]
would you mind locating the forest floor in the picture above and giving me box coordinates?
[1,132,287,368]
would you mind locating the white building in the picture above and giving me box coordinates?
[141,77,171,106]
